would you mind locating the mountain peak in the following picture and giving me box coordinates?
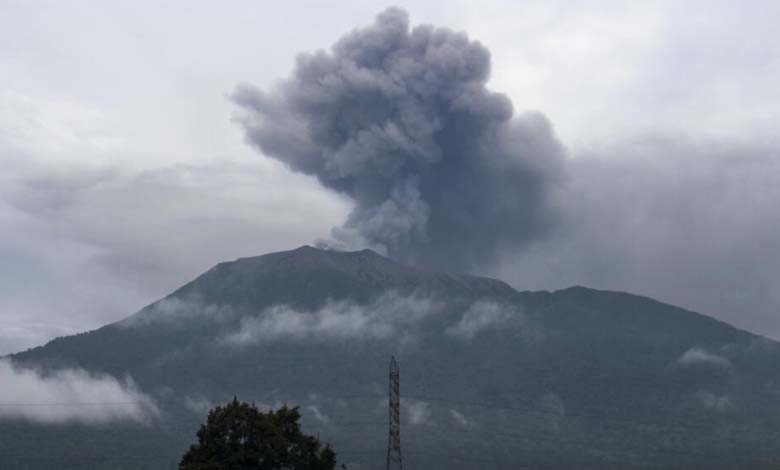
[236,244,387,265]
[173,246,518,312]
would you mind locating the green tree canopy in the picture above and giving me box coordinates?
[180,398,336,470]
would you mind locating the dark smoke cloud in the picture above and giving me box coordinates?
[233,7,565,271]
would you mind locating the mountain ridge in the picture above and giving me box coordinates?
[14,246,763,358]
[4,246,780,469]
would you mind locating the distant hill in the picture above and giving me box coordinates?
[4,246,780,469]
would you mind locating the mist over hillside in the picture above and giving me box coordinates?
[3,246,780,469]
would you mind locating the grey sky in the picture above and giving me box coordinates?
[1,0,778,354]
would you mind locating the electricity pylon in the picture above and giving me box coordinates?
[386,356,403,470]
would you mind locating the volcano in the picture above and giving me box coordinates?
[4,246,780,469]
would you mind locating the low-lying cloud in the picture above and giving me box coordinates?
[537,392,566,433]
[223,294,535,346]
[306,405,331,425]
[403,398,432,426]
[118,295,235,329]
[446,299,519,340]
[181,394,221,415]
[676,347,732,369]
[696,391,733,412]
[0,360,157,424]
[449,408,473,428]
[224,292,442,345]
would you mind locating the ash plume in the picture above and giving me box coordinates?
[233,7,565,271]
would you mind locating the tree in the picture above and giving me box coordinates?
[180,398,336,470]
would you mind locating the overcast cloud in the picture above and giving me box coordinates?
[498,136,780,338]
[0,360,156,424]
[1,0,779,355]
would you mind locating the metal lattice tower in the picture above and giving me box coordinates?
[386,356,403,470]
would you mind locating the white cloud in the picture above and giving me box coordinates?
[117,296,235,329]
[403,399,431,426]
[0,90,122,164]
[449,408,472,427]
[306,405,330,425]
[471,0,780,146]
[446,299,518,340]
[224,292,442,345]
[182,395,215,415]
[696,391,733,412]
[0,360,157,424]
[676,347,731,369]
[537,393,566,433]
